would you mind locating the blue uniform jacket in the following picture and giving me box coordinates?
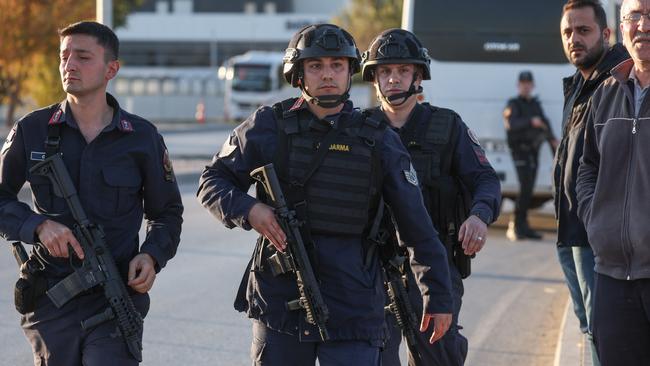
[197,98,452,343]
[0,94,183,279]
[371,104,501,226]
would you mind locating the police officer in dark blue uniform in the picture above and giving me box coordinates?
[197,24,453,365]
[0,22,183,365]
[360,29,501,366]
[504,71,558,241]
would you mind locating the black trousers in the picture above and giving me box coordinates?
[593,272,650,366]
[510,146,539,231]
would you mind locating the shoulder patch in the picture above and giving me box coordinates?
[403,163,419,186]
[163,148,175,182]
[218,134,238,158]
[473,145,490,166]
[1,123,17,155]
[467,129,481,146]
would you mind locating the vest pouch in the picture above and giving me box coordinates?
[14,268,47,314]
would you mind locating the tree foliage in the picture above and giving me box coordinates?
[0,0,142,126]
[332,0,403,53]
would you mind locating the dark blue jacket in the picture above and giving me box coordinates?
[0,94,183,279]
[197,98,452,343]
[370,103,501,227]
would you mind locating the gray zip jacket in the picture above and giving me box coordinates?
[577,58,650,280]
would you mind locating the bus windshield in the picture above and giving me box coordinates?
[413,0,567,63]
[232,64,272,92]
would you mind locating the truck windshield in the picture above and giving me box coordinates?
[232,64,272,92]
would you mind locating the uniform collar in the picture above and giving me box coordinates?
[49,93,134,133]
[307,100,354,132]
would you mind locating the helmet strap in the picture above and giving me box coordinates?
[299,72,352,109]
[379,72,422,107]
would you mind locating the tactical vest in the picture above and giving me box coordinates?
[373,103,468,241]
[271,99,384,237]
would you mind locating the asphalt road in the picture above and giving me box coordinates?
[0,125,567,365]
[0,180,566,366]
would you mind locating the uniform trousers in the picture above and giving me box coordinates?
[250,319,381,366]
[22,290,149,366]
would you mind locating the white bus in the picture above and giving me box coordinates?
[219,51,288,121]
[402,0,576,208]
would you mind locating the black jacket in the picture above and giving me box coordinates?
[553,44,628,247]
[504,96,555,149]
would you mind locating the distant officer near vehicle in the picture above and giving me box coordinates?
[197,23,453,365]
[503,71,559,241]
[0,21,183,365]
[360,28,501,366]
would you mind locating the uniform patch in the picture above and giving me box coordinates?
[30,151,46,161]
[163,148,175,182]
[403,163,419,186]
[119,119,134,132]
[289,97,305,111]
[473,146,490,166]
[328,143,350,152]
[218,135,238,158]
[468,129,481,146]
[1,124,17,155]
[48,109,63,125]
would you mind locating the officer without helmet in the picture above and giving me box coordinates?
[0,21,183,365]
[197,24,453,365]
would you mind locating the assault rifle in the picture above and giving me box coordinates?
[371,212,423,364]
[250,163,330,341]
[30,154,144,362]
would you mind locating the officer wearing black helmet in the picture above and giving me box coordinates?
[504,71,559,241]
[197,24,453,365]
[360,29,501,366]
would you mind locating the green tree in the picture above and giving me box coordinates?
[0,0,142,126]
[332,0,403,53]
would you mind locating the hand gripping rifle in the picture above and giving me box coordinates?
[250,163,330,341]
[30,154,143,362]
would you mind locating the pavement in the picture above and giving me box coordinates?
[1,120,593,365]
[554,299,596,366]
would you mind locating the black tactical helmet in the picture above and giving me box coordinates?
[361,29,431,82]
[282,23,361,87]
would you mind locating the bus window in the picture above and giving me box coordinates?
[412,0,567,63]
[232,64,272,92]
[131,78,146,95]
[146,78,160,95]
[162,78,177,95]
[115,78,130,95]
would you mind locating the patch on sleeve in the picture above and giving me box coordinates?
[473,146,490,166]
[403,163,419,186]
[217,134,238,158]
[1,123,17,155]
[467,129,481,146]
[163,148,175,182]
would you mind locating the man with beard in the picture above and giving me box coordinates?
[503,72,559,241]
[556,2,628,364]
[577,0,650,363]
